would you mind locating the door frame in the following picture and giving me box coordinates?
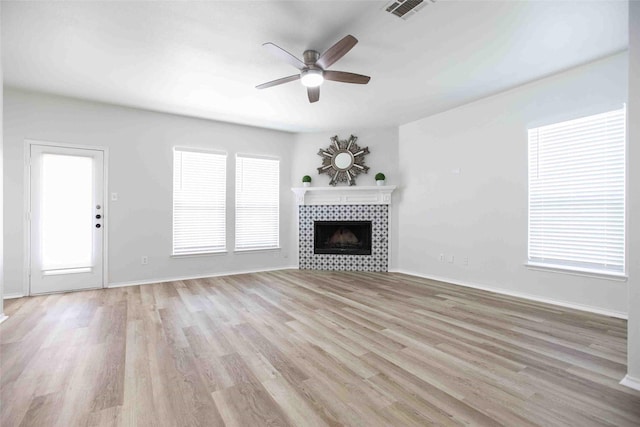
[24,139,109,296]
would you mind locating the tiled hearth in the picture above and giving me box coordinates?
[292,186,396,272]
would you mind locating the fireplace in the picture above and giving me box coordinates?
[314,221,372,255]
[294,186,395,271]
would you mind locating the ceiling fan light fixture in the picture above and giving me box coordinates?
[301,69,324,87]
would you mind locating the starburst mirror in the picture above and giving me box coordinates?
[317,135,369,186]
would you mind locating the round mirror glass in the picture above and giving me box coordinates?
[334,152,353,170]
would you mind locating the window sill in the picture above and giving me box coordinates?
[171,251,228,258]
[525,262,627,281]
[234,247,281,254]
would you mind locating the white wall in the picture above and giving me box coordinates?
[626,0,640,387]
[3,88,296,297]
[290,128,400,268]
[0,1,5,319]
[398,52,629,316]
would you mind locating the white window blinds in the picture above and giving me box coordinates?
[173,148,226,255]
[235,155,280,250]
[528,107,626,274]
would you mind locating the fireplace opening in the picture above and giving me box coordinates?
[314,221,372,255]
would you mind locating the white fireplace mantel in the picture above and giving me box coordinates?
[291,185,396,206]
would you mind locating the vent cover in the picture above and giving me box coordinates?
[384,0,434,20]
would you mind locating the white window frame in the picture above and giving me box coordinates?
[527,106,626,278]
[172,147,227,256]
[235,154,280,252]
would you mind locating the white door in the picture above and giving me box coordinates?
[29,144,105,294]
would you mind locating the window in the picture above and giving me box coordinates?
[173,148,226,255]
[528,107,626,275]
[235,155,280,250]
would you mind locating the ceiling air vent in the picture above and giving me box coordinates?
[384,0,434,20]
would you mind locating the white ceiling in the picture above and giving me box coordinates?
[1,1,628,133]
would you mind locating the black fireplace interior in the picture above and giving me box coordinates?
[314,221,372,255]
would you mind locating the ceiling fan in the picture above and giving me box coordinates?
[256,35,371,103]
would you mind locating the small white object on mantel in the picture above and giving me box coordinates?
[291,185,396,206]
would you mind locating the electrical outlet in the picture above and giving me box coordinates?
[439,253,445,262]
[141,256,148,265]
[463,256,469,266]
[448,255,454,263]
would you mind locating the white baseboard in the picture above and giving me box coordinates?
[3,293,25,300]
[390,269,628,320]
[0,314,8,324]
[620,375,640,392]
[107,266,298,289]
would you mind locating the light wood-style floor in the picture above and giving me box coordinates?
[2,270,639,426]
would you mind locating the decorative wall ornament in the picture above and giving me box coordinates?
[317,135,369,186]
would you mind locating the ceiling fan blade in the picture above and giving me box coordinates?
[256,74,301,89]
[323,70,370,84]
[263,42,305,70]
[316,35,358,70]
[307,86,320,103]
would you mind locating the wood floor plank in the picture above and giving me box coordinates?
[2,270,639,426]
[261,377,330,427]
[218,353,292,426]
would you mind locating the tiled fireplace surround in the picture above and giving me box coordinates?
[292,186,396,272]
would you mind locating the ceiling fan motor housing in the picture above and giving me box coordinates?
[303,50,321,66]
[301,50,324,87]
